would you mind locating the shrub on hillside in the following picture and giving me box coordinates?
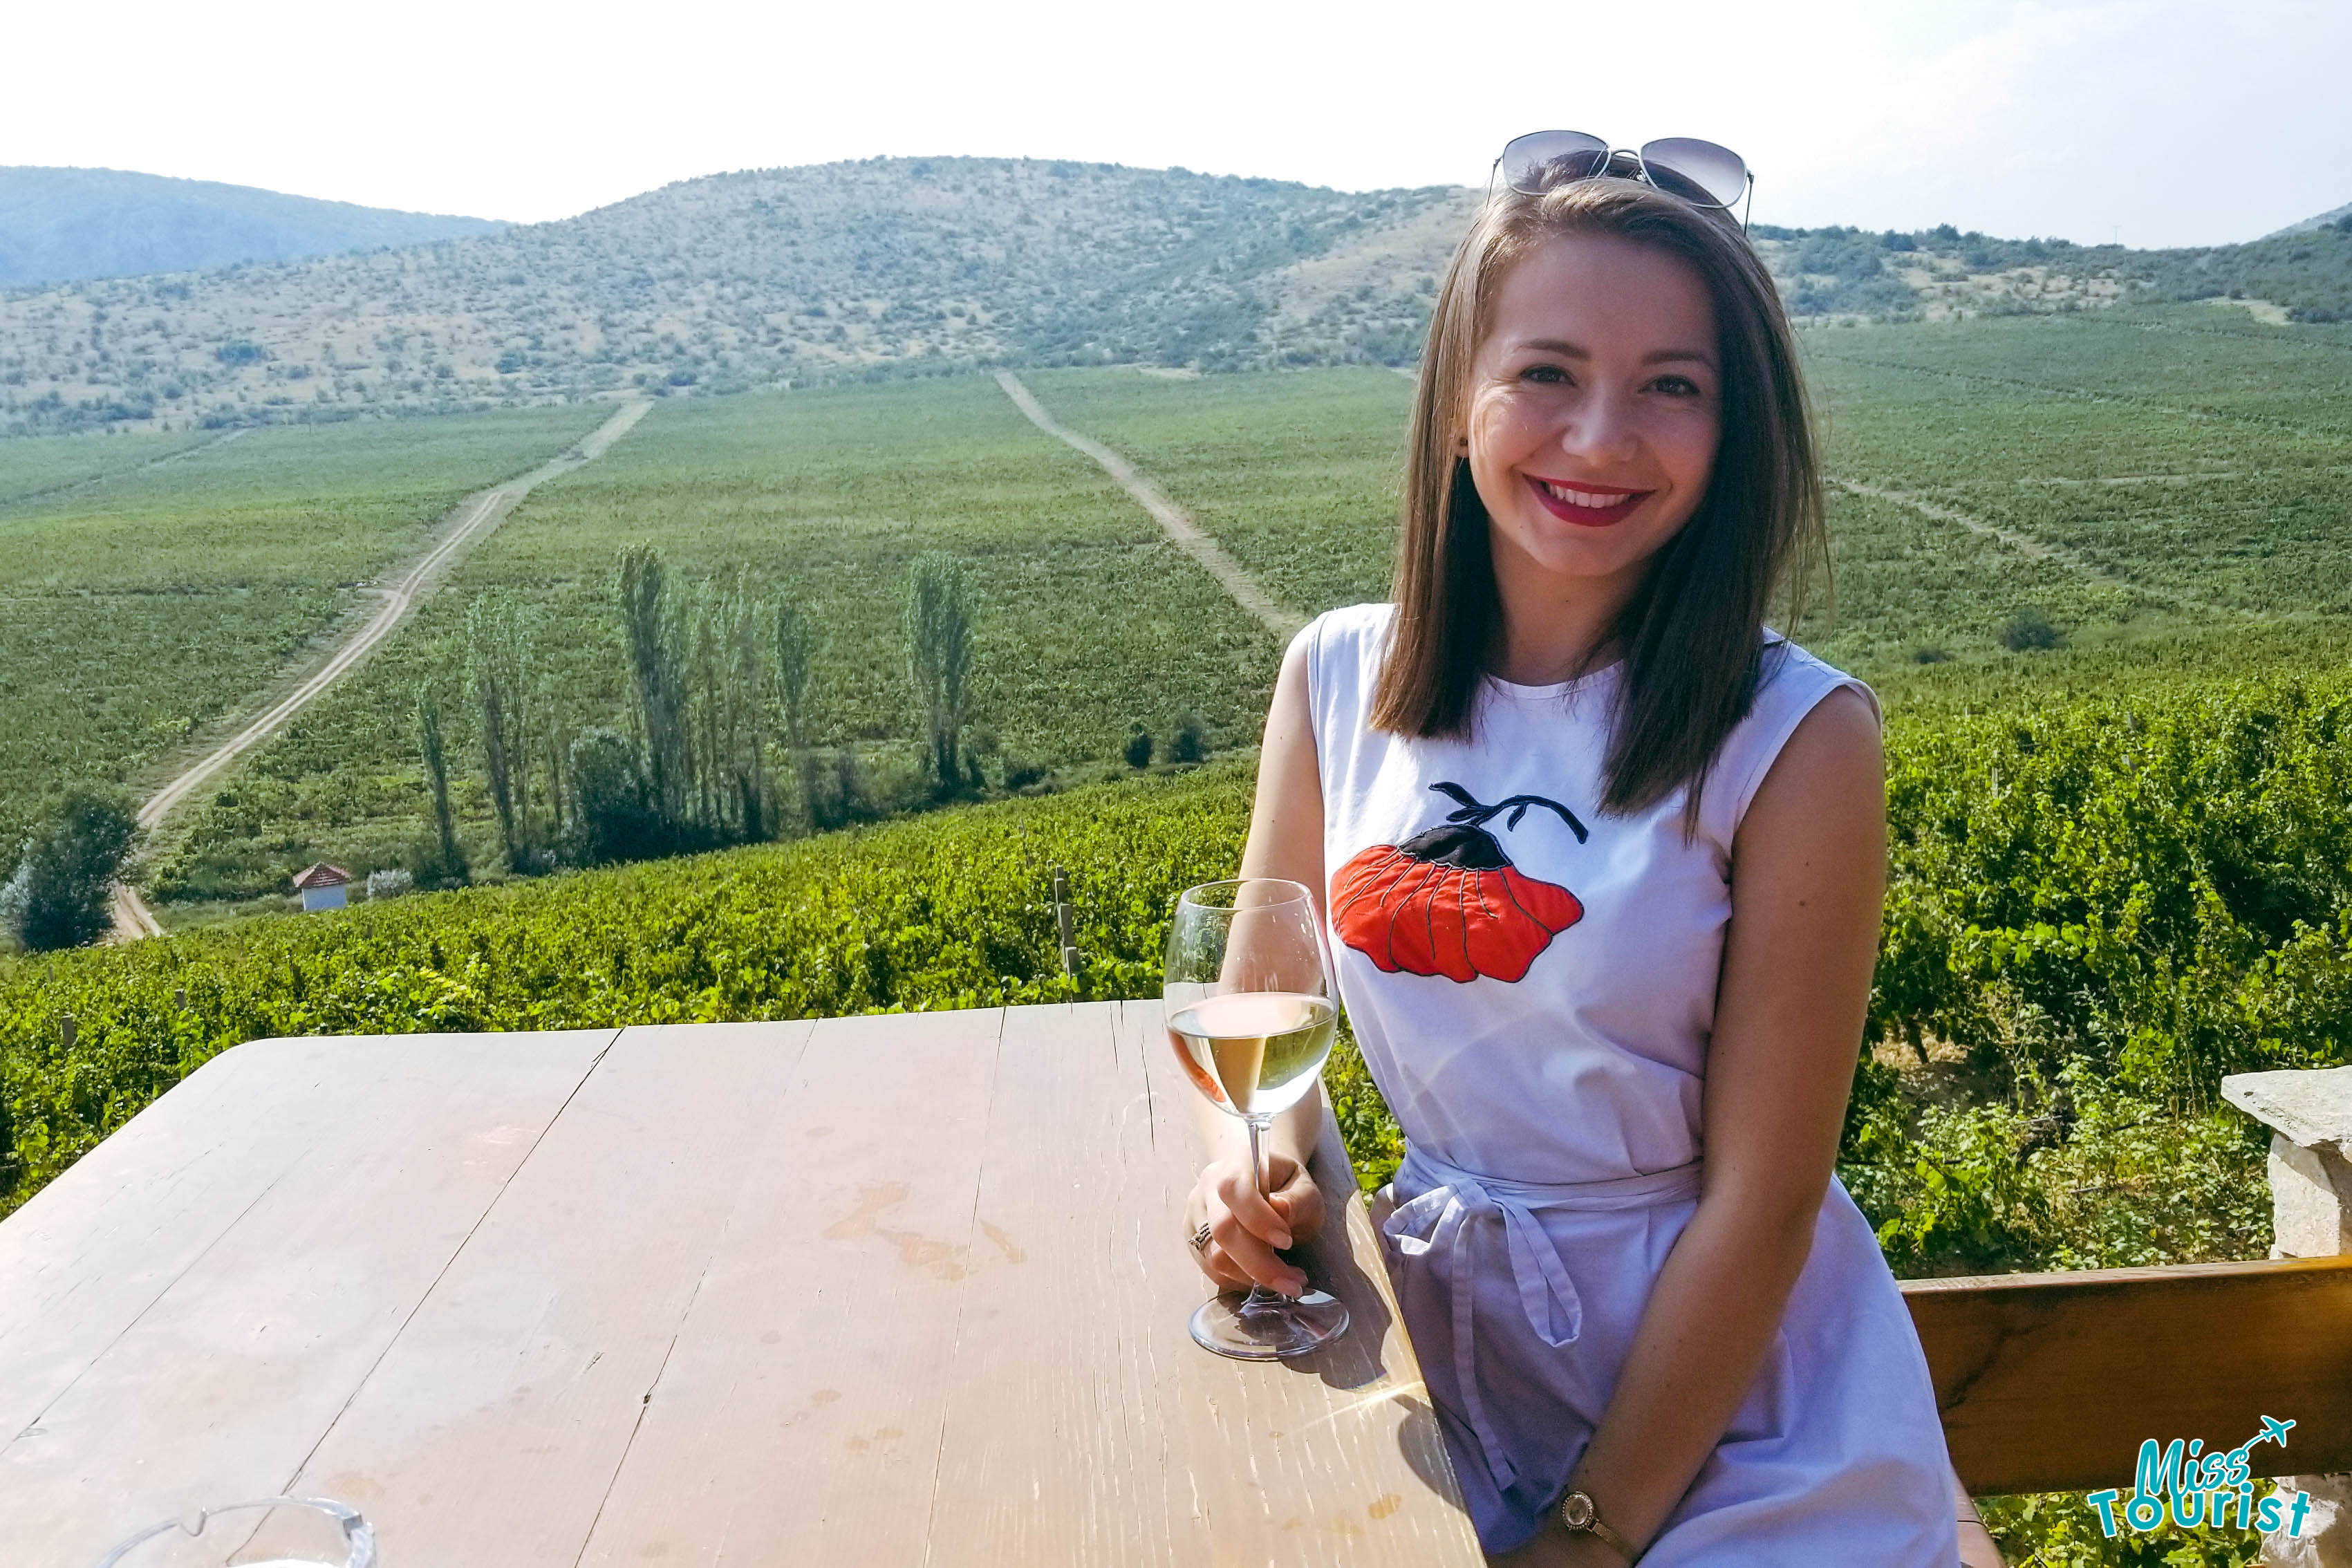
[364,869,414,902]
[803,747,879,828]
[1169,711,1209,764]
[1999,607,2064,651]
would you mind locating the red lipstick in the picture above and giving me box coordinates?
[1526,475,1653,528]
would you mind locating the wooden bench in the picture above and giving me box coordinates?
[1903,1067,2352,1506]
[1905,1254,2352,1497]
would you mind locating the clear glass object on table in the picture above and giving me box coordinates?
[95,1497,374,1568]
[1164,876,1352,1359]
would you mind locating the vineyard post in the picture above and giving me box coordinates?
[1053,867,1079,979]
[59,1013,75,1052]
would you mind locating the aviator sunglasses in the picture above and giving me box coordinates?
[1493,131,1753,229]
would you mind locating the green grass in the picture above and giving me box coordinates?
[1807,486,2157,673]
[0,404,609,848]
[1812,310,2352,433]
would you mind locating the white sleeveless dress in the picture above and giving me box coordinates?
[1302,603,1957,1565]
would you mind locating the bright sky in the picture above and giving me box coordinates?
[6,0,2344,248]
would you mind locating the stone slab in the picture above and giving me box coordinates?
[2225,1067,2352,1151]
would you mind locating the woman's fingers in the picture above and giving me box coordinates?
[1213,1222,1307,1297]
[1211,1161,1294,1249]
[1209,1204,1307,1295]
[1267,1159,1326,1242]
[1185,1152,1325,1296]
[1185,1177,1243,1287]
[1194,1230,1255,1289]
[1186,1197,1271,1291]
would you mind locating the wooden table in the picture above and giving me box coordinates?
[0,1003,1480,1566]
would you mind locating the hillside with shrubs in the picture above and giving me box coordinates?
[0,160,1461,433]
[5,156,2348,433]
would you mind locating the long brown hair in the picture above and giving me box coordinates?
[1370,179,1825,826]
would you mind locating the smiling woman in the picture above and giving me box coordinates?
[1377,179,1824,830]
[1183,174,1995,1567]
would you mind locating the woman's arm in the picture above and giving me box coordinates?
[1499,685,1887,1566]
[1184,632,1333,1296]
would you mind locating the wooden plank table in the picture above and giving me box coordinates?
[0,1004,1480,1566]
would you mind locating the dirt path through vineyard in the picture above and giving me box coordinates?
[110,398,654,940]
[993,371,1307,642]
[1824,475,2234,618]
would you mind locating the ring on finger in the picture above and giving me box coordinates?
[1188,1221,1214,1255]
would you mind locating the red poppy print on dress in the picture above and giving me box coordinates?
[1332,783,1589,984]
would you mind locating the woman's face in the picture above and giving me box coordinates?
[1461,232,1722,595]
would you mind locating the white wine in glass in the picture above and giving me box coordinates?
[1164,878,1350,1360]
[1166,991,1336,1117]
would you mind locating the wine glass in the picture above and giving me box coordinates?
[1164,877,1350,1359]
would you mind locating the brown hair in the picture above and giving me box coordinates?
[1370,179,1825,826]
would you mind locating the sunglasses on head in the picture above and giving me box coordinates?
[1491,131,1753,228]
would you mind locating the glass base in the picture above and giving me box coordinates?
[1189,1286,1351,1360]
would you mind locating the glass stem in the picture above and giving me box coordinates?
[1241,1113,1292,1307]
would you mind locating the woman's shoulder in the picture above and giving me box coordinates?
[1289,601,1396,678]
[1296,600,1396,651]
[1291,603,1396,740]
[1704,636,1880,841]
[1752,634,1869,704]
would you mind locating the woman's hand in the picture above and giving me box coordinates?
[1183,626,1332,1298]
[1184,1151,1327,1296]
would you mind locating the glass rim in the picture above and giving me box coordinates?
[1174,876,1316,912]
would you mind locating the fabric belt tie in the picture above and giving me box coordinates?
[1382,1143,1704,1489]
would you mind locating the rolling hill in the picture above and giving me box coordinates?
[1,156,2346,436]
[0,166,502,290]
[2268,197,2352,238]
